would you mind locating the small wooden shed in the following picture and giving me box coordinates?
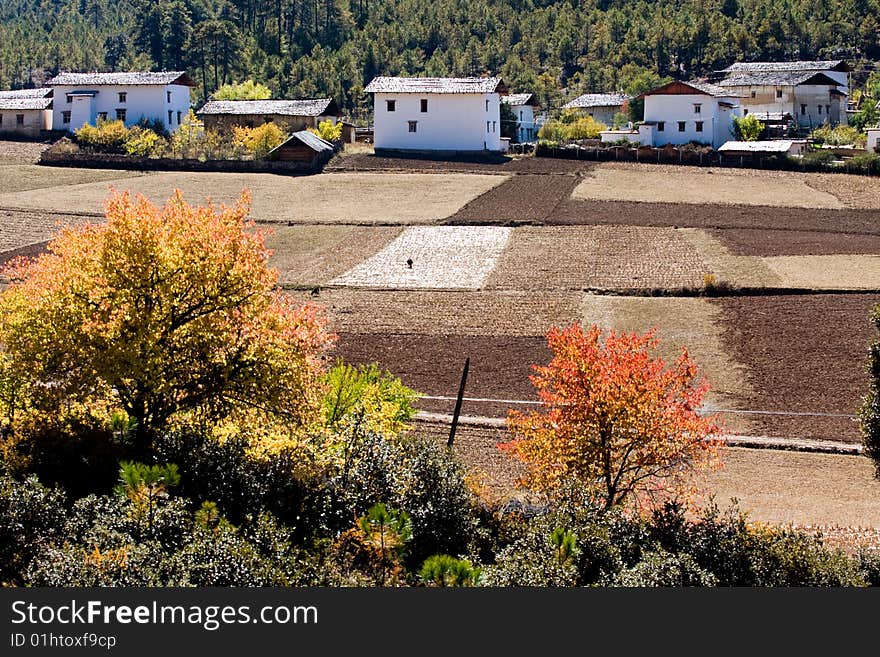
[268,130,336,170]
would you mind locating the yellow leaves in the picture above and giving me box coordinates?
[232,123,287,157]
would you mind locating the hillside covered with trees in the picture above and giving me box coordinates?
[1,0,878,118]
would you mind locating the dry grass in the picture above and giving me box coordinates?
[0,171,507,225]
[288,288,582,336]
[579,294,756,434]
[760,255,880,289]
[331,226,512,289]
[572,164,844,209]
[266,225,403,287]
[806,172,880,210]
[680,228,783,288]
[485,225,710,291]
[702,447,880,529]
[0,164,145,194]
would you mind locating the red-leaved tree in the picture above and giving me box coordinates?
[500,323,722,510]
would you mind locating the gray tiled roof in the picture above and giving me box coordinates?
[563,92,629,109]
[718,71,839,87]
[0,88,52,110]
[501,93,534,106]
[270,130,335,154]
[720,60,847,73]
[47,71,195,86]
[0,88,51,99]
[197,98,335,117]
[365,76,504,94]
[684,81,734,97]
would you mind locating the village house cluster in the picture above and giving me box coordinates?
[0,59,877,158]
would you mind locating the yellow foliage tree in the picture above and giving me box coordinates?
[0,190,335,457]
[309,119,343,142]
[232,122,287,158]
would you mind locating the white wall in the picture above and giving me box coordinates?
[0,109,50,136]
[644,93,737,148]
[372,92,502,151]
[52,83,192,133]
[868,129,880,152]
[510,103,535,142]
[733,83,845,127]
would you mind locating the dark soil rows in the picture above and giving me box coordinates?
[712,294,880,443]
[327,152,595,174]
[445,174,583,224]
[552,198,880,235]
[333,332,549,418]
[710,229,880,256]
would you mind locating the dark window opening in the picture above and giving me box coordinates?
[118,92,126,103]
[98,111,107,120]
[168,110,173,124]
[177,111,182,124]
[801,104,807,115]
[420,98,428,112]
[776,89,783,99]
[408,120,417,133]
[116,108,126,121]
[167,91,172,103]
[386,99,396,112]
[677,121,686,132]
[695,121,704,132]
[15,114,23,125]
[62,111,71,123]
[657,121,665,131]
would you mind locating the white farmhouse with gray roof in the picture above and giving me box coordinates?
[637,80,742,149]
[0,88,53,137]
[501,93,538,142]
[562,92,630,125]
[196,98,339,132]
[46,71,196,133]
[365,76,507,153]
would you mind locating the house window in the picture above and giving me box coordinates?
[386,99,396,112]
[694,103,702,114]
[485,99,489,111]
[177,111,182,124]
[743,109,749,116]
[776,89,783,99]
[751,90,756,98]
[657,121,665,132]
[66,94,72,103]
[62,111,71,124]
[116,108,126,121]
[801,104,806,115]
[817,105,822,115]
[695,121,704,132]
[16,114,24,126]
[493,121,497,132]
[826,105,831,115]
[167,90,172,103]
[420,98,428,112]
[677,121,686,132]
[98,111,107,121]
[0,114,3,125]
[487,121,491,133]
[519,110,523,120]
[408,120,417,133]
[118,92,126,103]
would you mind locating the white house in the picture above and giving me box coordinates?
[562,92,630,125]
[46,71,196,133]
[364,76,507,153]
[501,93,538,142]
[716,71,846,129]
[0,88,53,137]
[638,80,741,149]
[716,60,849,94]
[868,128,880,152]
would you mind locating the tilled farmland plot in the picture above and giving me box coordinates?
[713,294,880,442]
[290,289,582,336]
[485,225,710,291]
[710,228,880,257]
[331,226,512,289]
[445,174,583,224]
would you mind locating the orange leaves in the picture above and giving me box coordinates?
[0,189,336,454]
[500,323,722,511]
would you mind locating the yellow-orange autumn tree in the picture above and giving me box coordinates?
[500,324,722,510]
[0,189,334,456]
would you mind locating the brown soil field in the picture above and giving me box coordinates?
[713,294,880,443]
[267,225,403,287]
[445,174,583,224]
[293,289,582,336]
[0,209,81,254]
[485,226,709,291]
[0,164,144,193]
[333,332,549,419]
[711,228,880,256]
[0,171,507,225]
[806,172,880,210]
[0,140,49,164]
[327,151,596,175]
[573,166,844,209]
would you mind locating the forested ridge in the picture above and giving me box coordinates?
[1,0,878,118]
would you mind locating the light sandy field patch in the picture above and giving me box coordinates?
[572,165,844,209]
[289,289,582,336]
[702,447,880,529]
[266,225,403,287]
[0,171,506,224]
[331,226,512,289]
[761,255,880,289]
[680,228,783,288]
[580,294,756,434]
[0,140,48,165]
[485,225,709,291]
[0,164,145,194]
[806,172,880,209]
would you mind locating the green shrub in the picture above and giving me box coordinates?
[309,119,342,142]
[799,149,836,168]
[420,554,482,586]
[733,114,764,141]
[810,123,866,148]
[847,152,880,174]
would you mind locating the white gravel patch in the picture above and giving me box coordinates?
[331,226,513,289]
